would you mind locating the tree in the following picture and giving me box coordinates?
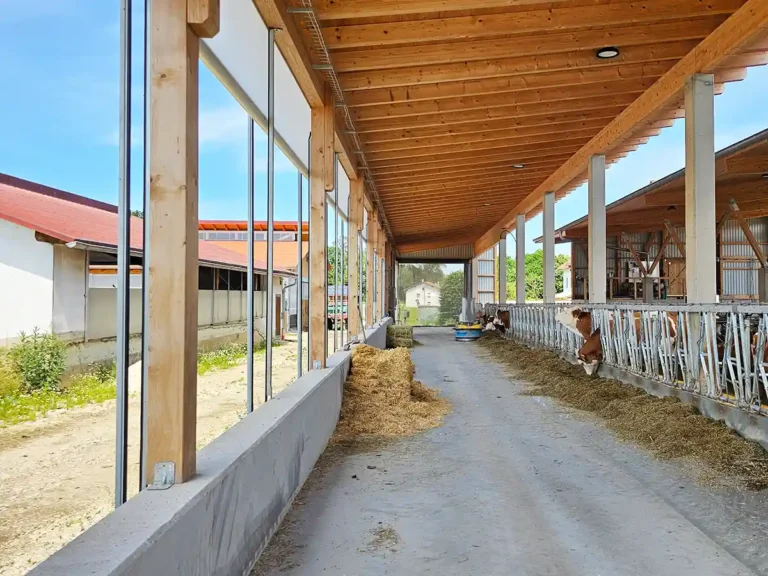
[504,249,569,300]
[327,240,348,287]
[439,271,464,323]
[396,263,444,302]
[327,240,368,296]
[131,209,144,218]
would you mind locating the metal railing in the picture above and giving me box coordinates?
[484,302,768,415]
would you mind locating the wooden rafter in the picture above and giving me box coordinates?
[664,220,687,259]
[621,232,649,276]
[648,232,670,275]
[729,199,768,267]
[322,0,742,49]
[475,0,768,255]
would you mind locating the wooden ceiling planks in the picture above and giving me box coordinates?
[284,0,767,250]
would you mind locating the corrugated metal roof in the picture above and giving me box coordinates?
[0,173,293,275]
[533,128,768,243]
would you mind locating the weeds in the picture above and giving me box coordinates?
[196,340,281,375]
[10,329,67,392]
[0,365,116,426]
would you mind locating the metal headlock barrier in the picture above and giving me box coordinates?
[484,302,768,415]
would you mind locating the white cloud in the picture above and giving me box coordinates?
[199,105,251,146]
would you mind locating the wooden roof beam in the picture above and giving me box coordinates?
[332,17,727,72]
[370,152,577,177]
[366,125,633,155]
[251,0,358,180]
[352,78,660,121]
[379,175,545,196]
[375,160,568,184]
[362,107,630,144]
[322,0,742,49]
[366,144,595,170]
[355,93,669,134]
[474,0,768,256]
[346,61,677,108]
[341,41,699,92]
[312,0,573,20]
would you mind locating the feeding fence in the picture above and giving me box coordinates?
[484,302,768,415]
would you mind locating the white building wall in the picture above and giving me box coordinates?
[52,245,87,341]
[405,284,439,308]
[0,219,54,345]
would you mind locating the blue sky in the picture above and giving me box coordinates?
[2,0,768,258]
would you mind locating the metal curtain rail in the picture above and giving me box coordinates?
[291,1,395,251]
[265,27,276,401]
[115,0,132,508]
[139,0,151,495]
[334,153,339,353]
[297,171,304,378]
[247,116,255,413]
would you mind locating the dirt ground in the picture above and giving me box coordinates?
[0,339,307,576]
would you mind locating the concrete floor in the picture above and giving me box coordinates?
[255,328,768,576]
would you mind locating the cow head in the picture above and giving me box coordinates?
[577,355,600,376]
[576,328,602,376]
[556,307,592,340]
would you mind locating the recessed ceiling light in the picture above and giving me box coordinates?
[512,163,525,169]
[484,202,492,206]
[596,46,620,59]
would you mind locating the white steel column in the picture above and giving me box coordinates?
[588,154,607,303]
[543,192,556,303]
[685,73,717,304]
[515,214,525,304]
[498,232,507,304]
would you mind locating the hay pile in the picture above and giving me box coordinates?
[479,334,768,490]
[332,345,450,444]
[386,325,414,348]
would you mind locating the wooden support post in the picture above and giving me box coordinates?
[664,219,687,259]
[366,211,376,326]
[730,200,767,268]
[187,0,220,38]
[323,84,335,192]
[716,211,731,236]
[685,73,716,304]
[146,0,201,485]
[310,104,328,368]
[647,232,670,275]
[348,179,363,336]
[621,232,648,276]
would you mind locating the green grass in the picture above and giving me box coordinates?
[196,340,284,375]
[0,349,21,397]
[0,339,286,427]
[0,371,117,427]
[197,342,251,375]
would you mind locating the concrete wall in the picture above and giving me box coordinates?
[0,219,54,345]
[31,318,393,576]
[65,321,268,372]
[52,246,87,341]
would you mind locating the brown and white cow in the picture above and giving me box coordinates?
[555,307,678,376]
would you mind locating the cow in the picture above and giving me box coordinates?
[555,307,678,376]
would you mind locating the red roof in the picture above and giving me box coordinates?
[199,220,308,233]
[0,173,292,275]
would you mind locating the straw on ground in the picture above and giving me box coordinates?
[479,334,768,490]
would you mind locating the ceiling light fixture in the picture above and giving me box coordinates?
[762,173,768,179]
[512,163,525,169]
[596,46,620,59]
